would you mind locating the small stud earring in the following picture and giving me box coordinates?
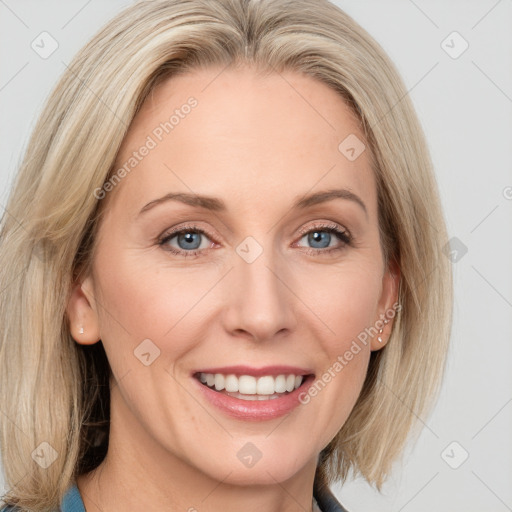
[377,318,389,343]
[79,326,84,334]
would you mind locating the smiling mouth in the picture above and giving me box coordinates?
[194,372,313,401]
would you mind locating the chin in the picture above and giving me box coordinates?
[195,449,310,486]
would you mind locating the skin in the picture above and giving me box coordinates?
[67,64,399,512]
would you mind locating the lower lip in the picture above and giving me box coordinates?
[192,375,315,421]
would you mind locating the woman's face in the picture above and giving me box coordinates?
[69,65,399,485]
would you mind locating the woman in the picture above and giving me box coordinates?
[0,0,452,511]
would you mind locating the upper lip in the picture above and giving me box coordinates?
[192,365,314,377]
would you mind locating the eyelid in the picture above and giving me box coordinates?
[160,223,214,240]
[296,221,351,239]
[158,223,217,247]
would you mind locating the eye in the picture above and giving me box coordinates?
[158,224,215,257]
[295,222,352,255]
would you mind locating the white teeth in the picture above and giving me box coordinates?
[274,375,287,393]
[239,375,257,394]
[214,374,225,391]
[197,372,306,397]
[256,375,275,395]
[224,374,238,392]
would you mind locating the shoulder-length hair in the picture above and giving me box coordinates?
[0,0,452,509]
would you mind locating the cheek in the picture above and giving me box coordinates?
[298,257,382,346]
[92,250,219,371]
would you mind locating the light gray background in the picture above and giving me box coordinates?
[1,1,511,511]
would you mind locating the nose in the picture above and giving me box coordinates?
[221,243,298,343]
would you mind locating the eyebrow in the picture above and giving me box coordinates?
[138,188,368,219]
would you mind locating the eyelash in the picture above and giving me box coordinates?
[157,222,352,258]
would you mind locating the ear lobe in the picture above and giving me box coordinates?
[370,259,400,351]
[66,276,101,345]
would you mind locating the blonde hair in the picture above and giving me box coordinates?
[0,0,452,509]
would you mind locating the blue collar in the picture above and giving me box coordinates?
[60,484,85,512]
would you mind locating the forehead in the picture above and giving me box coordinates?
[110,65,376,219]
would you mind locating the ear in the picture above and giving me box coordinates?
[370,258,400,351]
[66,274,101,345]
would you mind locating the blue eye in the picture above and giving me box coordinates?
[296,224,352,255]
[301,229,341,249]
[173,231,203,250]
[158,225,213,257]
